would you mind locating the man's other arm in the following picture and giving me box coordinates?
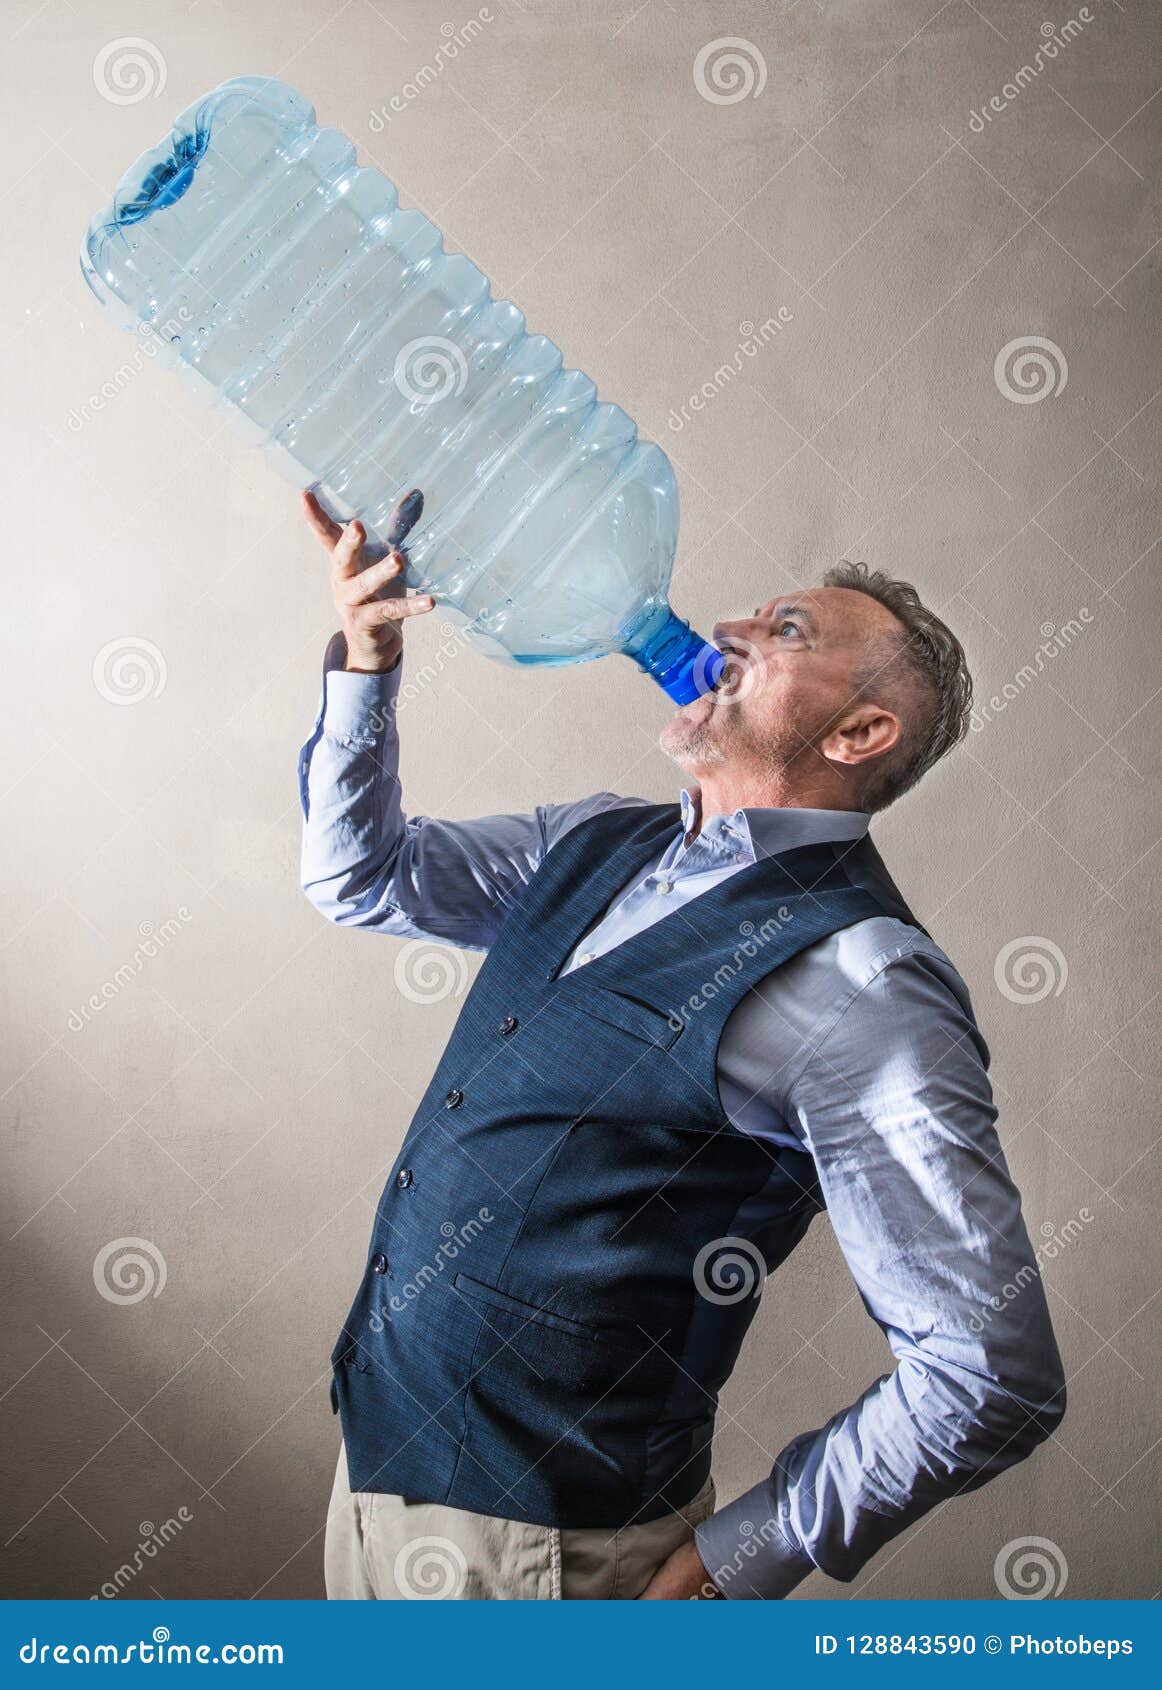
[693,944,1067,1598]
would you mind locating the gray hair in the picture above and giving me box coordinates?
[821,560,973,812]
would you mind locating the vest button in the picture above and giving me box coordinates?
[498,1016,518,1036]
[443,1088,463,1109]
[396,1168,414,1189]
[370,1252,388,1274]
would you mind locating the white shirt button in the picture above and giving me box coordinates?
[576,951,594,966]
[654,880,673,895]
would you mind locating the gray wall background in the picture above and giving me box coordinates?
[2,0,1159,1601]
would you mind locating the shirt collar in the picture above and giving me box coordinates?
[678,787,869,864]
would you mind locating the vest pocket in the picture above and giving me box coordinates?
[453,1270,652,1523]
[553,985,683,1049]
[452,1272,605,1344]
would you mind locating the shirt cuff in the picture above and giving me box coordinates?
[694,1483,816,1600]
[320,643,402,749]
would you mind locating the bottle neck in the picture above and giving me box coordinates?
[625,607,724,705]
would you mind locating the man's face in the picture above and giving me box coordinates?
[660,587,905,783]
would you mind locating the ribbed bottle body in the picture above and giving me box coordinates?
[82,77,683,671]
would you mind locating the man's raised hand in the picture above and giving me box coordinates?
[302,487,434,674]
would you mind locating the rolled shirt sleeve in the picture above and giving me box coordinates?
[298,635,637,947]
[695,945,1066,1599]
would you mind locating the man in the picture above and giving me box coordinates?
[297,490,1065,1600]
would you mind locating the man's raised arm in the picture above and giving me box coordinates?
[296,489,630,947]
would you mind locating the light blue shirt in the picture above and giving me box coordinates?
[299,648,1065,1598]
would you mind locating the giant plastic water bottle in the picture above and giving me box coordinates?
[81,76,724,703]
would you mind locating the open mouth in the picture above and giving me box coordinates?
[712,650,748,699]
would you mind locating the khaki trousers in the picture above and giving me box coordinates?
[324,1445,715,1599]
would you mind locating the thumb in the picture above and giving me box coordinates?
[385,488,424,551]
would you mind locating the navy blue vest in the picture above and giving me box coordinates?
[331,803,917,1527]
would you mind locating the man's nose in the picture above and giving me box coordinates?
[712,617,753,647]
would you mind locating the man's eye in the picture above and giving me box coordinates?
[777,620,801,638]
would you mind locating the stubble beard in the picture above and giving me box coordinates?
[660,699,819,788]
[659,707,729,772]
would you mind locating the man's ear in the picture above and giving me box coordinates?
[821,704,901,769]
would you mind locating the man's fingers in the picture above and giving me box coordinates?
[331,520,365,581]
[301,489,344,551]
[302,494,370,586]
[340,550,406,605]
[352,594,436,627]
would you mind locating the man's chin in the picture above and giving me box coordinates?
[659,700,725,769]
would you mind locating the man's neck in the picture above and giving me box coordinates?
[692,768,860,829]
